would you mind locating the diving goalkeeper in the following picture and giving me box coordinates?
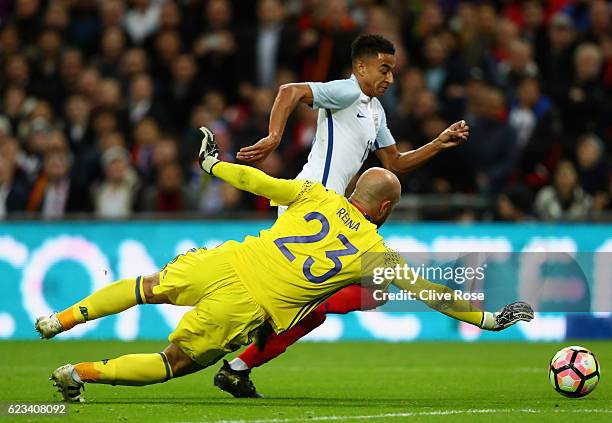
[35,127,533,402]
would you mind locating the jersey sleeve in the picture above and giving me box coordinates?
[211,161,315,206]
[307,79,361,110]
[361,241,404,291]
[372,109,396,151]
[364,241,485,327]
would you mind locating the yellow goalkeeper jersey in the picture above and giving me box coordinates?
[213,174,387,333]
[209,161,485,333]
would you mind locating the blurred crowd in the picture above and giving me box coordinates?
[0,0,610,221]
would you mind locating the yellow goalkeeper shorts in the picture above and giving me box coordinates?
[153,246,267,366]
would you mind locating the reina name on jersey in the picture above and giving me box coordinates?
[335,207,361,231]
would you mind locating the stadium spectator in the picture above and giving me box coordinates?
[43,1,69,33]
[3,54,32,93]
[421,34,467,104]
[63,95,94,154]
[496,39,539,99]
[91,110,121,143]
[96,26,127,78]
[149,136,180,185]
[491,19,520,64]
[119,48,150,83]
[163,54,202,130]
[299,0,358,81]
[465,86,518,195]
[1,85,29,135]
[509,77,559,188]
[125,72,167,128]
[534,159,593,220]
[538,13,576,103]
[142,161,198,213]
[561,43,607,140]
[26,144,91,219]
[100,0,125,31]
[59,49,85,97]
[152,1,186,44]
[31,29,64,111]
[582,0,610,45]
[12,0,41,48]
[450,2,488,72]
[575,134,610,211]
[421,114,474,194]
[495,184,535,222]
[96,78,123,112]
[0,24,20,57]
[193,0,237,101]
[93,146,138,219]
[0,140,30,218]
[131,117,160,178]
[392,87,439,147]
[151,29,183,83]
[77,68,102,105]
[517,0,548,58]
[237,0,298,89]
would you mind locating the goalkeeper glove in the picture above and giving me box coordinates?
[481,301,534,331]
[198,126,220,174]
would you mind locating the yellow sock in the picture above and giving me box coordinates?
[57,277,147,331]
[74,352,172,386]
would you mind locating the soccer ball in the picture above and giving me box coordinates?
[549,346,600,398]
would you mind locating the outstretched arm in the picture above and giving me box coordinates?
[199,127,309,206]
[391,267,533,331]
[212,161,309,206]
[237,78,361,164]
[393,274,487,328]
[237,83,313,164]
[376,120,470,174]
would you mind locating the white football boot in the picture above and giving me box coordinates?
[50,364,85,403]
[35,314,63,339]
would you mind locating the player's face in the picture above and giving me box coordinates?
[358,53,396,97]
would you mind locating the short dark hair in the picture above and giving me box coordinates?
[351,34,395,62]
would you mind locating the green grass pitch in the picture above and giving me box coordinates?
[1,340,610,422]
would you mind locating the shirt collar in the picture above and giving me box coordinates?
[349,74,372,103]
[348,198,372,222]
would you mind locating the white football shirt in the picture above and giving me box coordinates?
[296,75,396,195]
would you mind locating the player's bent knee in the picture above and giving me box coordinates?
[142,273,168,304]
[163,343,203,378]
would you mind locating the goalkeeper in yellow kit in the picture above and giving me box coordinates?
[35,127,533,402]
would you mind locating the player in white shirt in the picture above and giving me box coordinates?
[214,34,470,398]
[236,36,468,196]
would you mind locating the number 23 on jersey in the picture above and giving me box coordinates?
[274,212,359,284]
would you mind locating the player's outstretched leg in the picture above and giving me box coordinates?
[214,285,386,398]
[51,343,202,402]
[35,275,154,339]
